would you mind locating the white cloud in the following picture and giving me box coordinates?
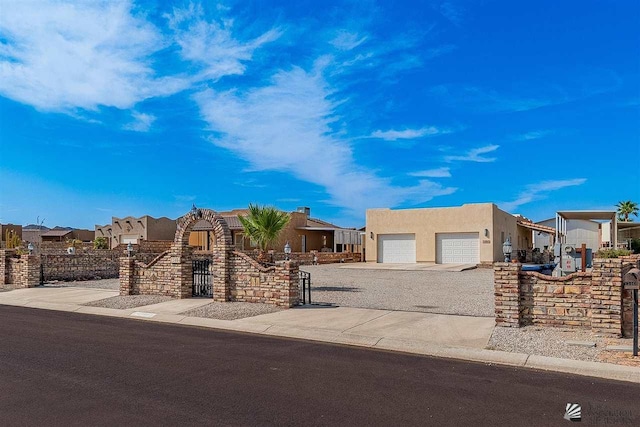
[500,178,587,212]
[194,65,456,215]
[513,130,552,141]
[430,85,554,113]
[439,2,465,26]
[370,126,449,141]
[0,0,188,112]
[330,30,368,51]
[409,167,451,178]
[165,3,281,81]
[123,111,157,132]
[445,145,499,162]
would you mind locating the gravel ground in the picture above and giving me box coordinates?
[181,302,283,320]
[488,326,602,361]
[44,278,120,290]
[488,326,640,366]
[84,295,172,309]
[300,264,494,316]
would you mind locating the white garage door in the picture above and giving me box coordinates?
[377,234,416,263]
[436,233,479,264]
[121,235,138,244]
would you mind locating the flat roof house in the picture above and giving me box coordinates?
[365,203,529,264]
[95,216,177,249]
[40,227,95,243]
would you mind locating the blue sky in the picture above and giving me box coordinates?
[1,0,639,230]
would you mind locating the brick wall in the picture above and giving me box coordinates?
[494,263,520,327]
[41,252,120,281]
[4,257,22,289]
[590,259,624,335]
[39,242,95,255]
[112,240,172,256]
[228,251,300,307]
[0,250,41,290]
[120,249,301,307]
[494,256,640,337]
[247,250,362,265]
[520,271,592,328]
[122,251,178,297]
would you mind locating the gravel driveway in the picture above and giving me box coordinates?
[300,264,494,317]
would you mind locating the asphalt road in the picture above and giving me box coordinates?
[0,305,637,427]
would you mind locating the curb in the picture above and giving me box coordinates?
[1,299,638,384]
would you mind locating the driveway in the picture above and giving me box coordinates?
[300,264,494,317]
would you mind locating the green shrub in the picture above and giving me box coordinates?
[630,238,640,254]
[93,237,108,250]
[594,248,632,258]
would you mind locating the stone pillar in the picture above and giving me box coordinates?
[119,256,135,295]
[21,254,41,288]
[494,262,522,327]
[0,249,8,288]
[591,258,623,336]
[212,249,229,302]
[171,243,193,299]
[280,261,300,307]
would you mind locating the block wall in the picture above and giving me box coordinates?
[494,256,640,337]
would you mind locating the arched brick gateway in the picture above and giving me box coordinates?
[171,207,233,300]
[119,207,301,306]
[174,207,233,248]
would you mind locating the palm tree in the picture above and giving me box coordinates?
[616,200,639,222]
[238,204,290,262]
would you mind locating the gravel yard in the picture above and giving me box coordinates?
[488,326,600,361]
[45,278,120,290]
[84,295,172,309]
[300,264,494,317]
[180,302,283,320]
[488,326,640,367]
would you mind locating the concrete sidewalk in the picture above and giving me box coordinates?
[0,286,638,384]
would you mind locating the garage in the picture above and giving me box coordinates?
[377,234,416,263]
[436,233,479,264]
[121,235,138,244]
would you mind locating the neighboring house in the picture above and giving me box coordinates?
[534,211,619,251]
[534,218,600,252]
[0,223,23,247]
[365,203,530,264]
[22,224,49,244]
[602,221,640,248]
[41,227,94,242]
[95,216,177,249]
[190,207,362,254]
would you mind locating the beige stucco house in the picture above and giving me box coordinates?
[95,216,177,249]
[365,203,530,264]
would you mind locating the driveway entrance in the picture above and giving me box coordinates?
[300,264,494,317]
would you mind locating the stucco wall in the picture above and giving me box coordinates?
[491,206,532,260]
[366,203,520,263]
[148,216,178,241]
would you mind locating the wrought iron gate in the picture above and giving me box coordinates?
[192,259,213,297]
[299,271,311,305]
